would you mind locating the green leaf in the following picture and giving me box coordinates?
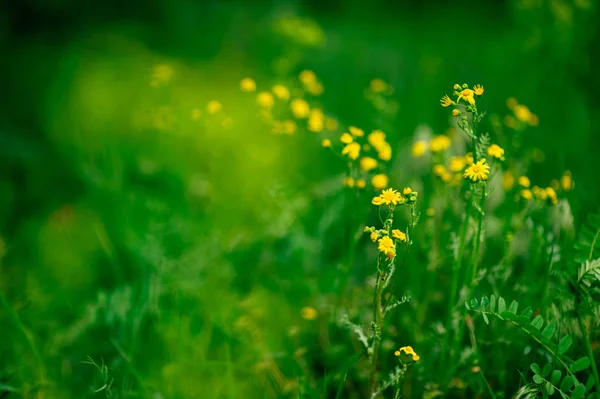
[499,311,517,321]
[542,322,556,339]
[572,384,586,399]
[490,295,496,312]
[531,315,544,330]
[470,298,479,310]
[571,357,591,373]
[521,307,534,320]
[560,375,574,392]
[509,300,519,314]
[542,364,552,378]
[585,375,596,391]
[481,296,489,311]
[558,335,573,354]
[465,301,471,310]
[531,363,541,375]
[551,370,562,385]
[482,311,489,325]
[533,374,544,384]
[498,297,506,313]
[543,381,555,396]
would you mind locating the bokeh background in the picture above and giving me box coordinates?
[1,0,599,398]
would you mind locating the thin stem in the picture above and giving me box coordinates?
[470,182,486,284]
[577,314,599,391]
[369,270,385,397]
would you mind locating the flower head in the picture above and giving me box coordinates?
[518,176,530,188]
[377,143,392,161]
[368,130,387,148]
[341,142,361,160]
[473,84,484,96]
[360,157,378,172]
[257,91,275,109]
[377,236,395,254]
[449,156,466,172]
[240,77,256,92]
[356,179,366,189]
[521,189,533,200]
[340,132,354,144]
[457,89,475,105]
[300,306,318,320]
[430,135,451,153]
[561,171,574,191]
[395,346,420,361]
[487,144,505,160]
[343,177,355,188]
[272,84,290,100]
[392,229,407,242]
[452,109,461,117]
[299,70,317,85]
[291,99,310,118]
[371,174,389,190]
[349,126,364,137]
[207,100,222,114]
[440,95,452,107]
[321,139,331,148]
[411,140,428,157]
[463,159,491,182]
[372,188,403,206]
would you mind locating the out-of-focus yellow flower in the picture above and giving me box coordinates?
[342,142,361,160]
[521,189,533,200]
[457,89,475,105]
[440,95,452,107]
[506,97,518,110]
[504,115,516,129]
[207,100,222,114]
[532,186,547,200]
[561,171,574,191]
[360,157,378,172]
[299,70,317,85]
[426,208,435,217]
[473,84,484,96]
[430,135,451,153]
[321,139,331,148]
[355,178,366,189]
[449,156,466,172]
[433,165,452,183]
[308,108,324,132]
[282,120,297,135]
[395,346,420,361]
[392,229,407,242]
[487,144,505,160]
[150,64,174,87]
[291,98,310,118]
[349,126,364,137]
[371,174,389,191]
[343,177,355,188]
[300,306,318,320]
[191,108,202,120]
[411,140,428,157]
[340,132,353,144]
[240,77,257,92]
[272,84,290,100]
[368,130,386,148]
[326,117,338,131]
[463,159,490,182]
[503,171,515,190]
[377,143,392,162]
[545,187,558,204]
[257,91,275,109]
[518,176,530,188]
[464,152,474,164]
[369,78,389,93]
[306,82,324,96]
[370,231,378,242]
[514,104,532,123]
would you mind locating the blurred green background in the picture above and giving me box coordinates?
[1,0,599,397]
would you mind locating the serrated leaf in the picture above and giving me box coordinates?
[571,357,591,373]
[498,297,506,313]
[509,300,519,314]
[585,375,596,391]
[551,370,562,385]
[490,295,496,312]
[572,384,586,399]
[533,374,544,384]
[560,375,574,392]
[558,335,573,354]
[542,364,552,378]
[542,322,556,339]
[531,315,544,329]
[482,311,489,325]
[531,363,541,375]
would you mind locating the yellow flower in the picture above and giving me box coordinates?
[518,176,530,188]
[321,139,331,148]
[356,179,366,189]
[392,229,407,242]
[272,84,290,100]
[503,171,515,190]
[372,188,403,206]
[463,159,491,182]
[370,231,378,242]
[440,95,452,107]
[291,99,310,118]
[368,130,387,149]
[430,135,451,153]
[521,189,533,200]
[340,132,354,144]
[299,70,317,85]
[453,84,461,90]
[360,157,378,172]
[257,91,275,109]
[473,84,484,96]
[514,104,532,123]
[545,187,558,204]
[378,143,392,162]
[411,140,428,157]
[385,249,396,259]
[464,152,474,164]
[342,142,361,160]
[325,117,338,131]
[457,89,475,105]
[306,81,324,96]
[150,64,174,87]
[378,236,395,253]
[308,109,324,132]
[561,171,574,191]
[395,346,420,361]
[343,177,355,188]
[369,78,388,93]
[207,100,222,114]
[487,144,505,160]
[282,120,297,135]
[506,97,518,110]
[433,164,448,177]
[349,126,364,137]
[452,109,461,117]
[449,156,466,172]
[532,186,546,200]
[426,208,435,217]
[240,77,256,92]
[371,174,389,190]
[300,306,318,320]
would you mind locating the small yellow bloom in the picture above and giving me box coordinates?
[395,346,420,361]
[518,176,530,188]
[368,130,387,149]
[378,236,395,253]
[514,104,532,123]
[440,94,452,107]
[426,208,435,217]
[340,132,354,144]
[378,143,392,162]
[321,139,331,148]
[392,229,407,242]
[545,187,558,205]
[207,100,222,114]
[521,189,533,200]
[356,179,366,189]
[411,140,428,157]
[369,78,388,93]
[281,120,297,135]
[240,77,257,92]
[464,152,474,164]
[506,97,518,110]
[308,109,325,132]
[463,159,491,182]
[299,70,317,85]
[343,177,355,188]
[360,157,378,172]
[503,171,515,190]
[349,126,364,137]
[433,164,448,177]
[532,186,547,200]
[452,109,461,117]
[341,142,361,160]
[473,84,484,96]
[449,156,466,172]
[561,171,574,191]
[370,231,378,242]
[325,117,338,131]
[257,91,275,109]
[371,174,389,190]
[300,306,318,320]
[385,249,396,259]
[403,187,412,195]
[487,144,505,160]
[453,84,461,90]
[306,81,324,96]
[457,89,475,105]
[430,135,451,153]
[291,98,310,118]
[272,84,290,100]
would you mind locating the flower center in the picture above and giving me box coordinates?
[462,89,473,97]
[472,165,482,173]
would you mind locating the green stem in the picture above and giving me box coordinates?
[369,270,385,397]
[577,314,599,391]
[470,182,486,284]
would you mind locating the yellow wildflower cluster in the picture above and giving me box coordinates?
[440,83,484,113]
[411,134,452,158]
[299,69,324,96]
[504,97,539,128]
[394,346,420,362]
[506,171,573,206]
